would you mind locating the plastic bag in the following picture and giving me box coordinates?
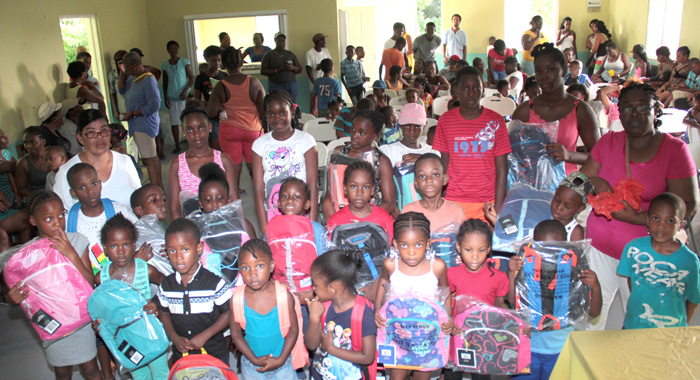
[0,244,23,272]
[330,221,388,291]
[4,238,93,340]
[507,121,565,192]
[393,162,421,211]
[515,240,592,331]
[588,178,646,220]
[134,215,172,276]
[451,295,531,375]
[179,191,200,219]
[268,214,321,293]
[431,222,460,267]
[492,184,554,253]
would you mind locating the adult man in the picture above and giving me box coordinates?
[340,45,364,104]
[439,55,461,82]
[380,37,406,80]
[261,33,302,102]
[442,14,468,63]
[119,52,163,187]
[76,51,104,111]
[305,33,332,89]
[413,22,441,63]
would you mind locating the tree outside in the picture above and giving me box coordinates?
[59,18,90,67]
[417,0,441,35]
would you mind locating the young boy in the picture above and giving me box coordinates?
[472,57,486,82]
[496,79,516,102]
[505,56,523,97]
[130,184,170,275]
[157,218,233,365]
[379,105,401,145]
[439,55,460,82]
[379,103,439,167]
[66,163,138,274]
[617,193,700,329]
[44,145,67,191]
[405,88,419,104]
[311,58,342,118]
[564,60,593,87]
[372,80,390,108]
[340,45,365,104]
[355,46,370,88]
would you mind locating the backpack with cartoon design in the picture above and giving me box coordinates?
[393,162,421,211]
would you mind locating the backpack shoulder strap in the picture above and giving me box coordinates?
[232,285,246,330]
[67,202,81,233]
[275,281,291,336]
[102,199,116,219]
[320,301,333,328]
[350,295,368,352]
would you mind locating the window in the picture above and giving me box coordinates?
[503,0,558,52]
[646,0,684,59]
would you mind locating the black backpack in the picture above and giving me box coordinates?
[331,222,388,289]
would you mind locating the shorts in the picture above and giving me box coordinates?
[43,323,97,367]
[241,355,295,379]
[133,132,157,159]
[209,118,220,139]
[493,69,507,80]
[219,125,261,164]
[168,99,186,126]
[454,200,492,222]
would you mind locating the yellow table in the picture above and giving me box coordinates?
[550,327,700,379]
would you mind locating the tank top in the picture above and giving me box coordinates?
[25,157,50,193]
[387,80,402,92]
[595,35,610,58]
[559,33,575,52]
[66,85,81,101]
[528,99,580,175]
[177,150,224,193]
[564,219,578,241]
[389,258,438,296]
[220,76,263,133]
[340,145,384,205]
[243,299,284,357]
[100,258,151,299]
[601,55,625,82]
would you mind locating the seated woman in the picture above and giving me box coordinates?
[424,61,450,98]
[15,127,50,200]
[37,102,73,156]
[630,44,651,78]
[659,56,699,108]
[592,42,632,83]
[656,46,691,106]
[646,46,675,89]
[241,33,272,63]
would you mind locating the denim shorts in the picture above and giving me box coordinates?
[240,354,295,379]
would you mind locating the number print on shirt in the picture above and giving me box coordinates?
[452,120,500,158]
[319,84,332,97]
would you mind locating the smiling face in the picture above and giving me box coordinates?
[104,228,135,269]
[199,182,230,213]
[69,168,102,209]
[238,249,274,290]
[183,113,211,149]
[30,199,66,239]
[426,24,435,37]
[414,157,446,199]
[456,232,491,272]
[534,54,565,93]
[647,202,684,246]
[166,231,203,276]
[457,73,483,109]
[344,168,374,212]
[393,228,430,267]
[135,186,167,220]
[265,99,293,136]
[551,186,585,224]
[278,181,310,216]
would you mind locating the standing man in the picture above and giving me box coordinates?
[384,23,409,69]
[442,14,468,63]
[305,33,332,90]
[340,45,365,104]
[262,33,302,102]
[161,40,194,154]
[380,37,406,79]
[413,22,442,63]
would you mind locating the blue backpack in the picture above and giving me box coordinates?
[393,163,421,211]
[430,223,460,268]
[67,198,116,275]
[492,184,553,253]
[88,280,169,370]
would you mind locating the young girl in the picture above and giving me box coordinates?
[252,90,318,235]
[168,105,237,219]
[374,212,452,380]
[413,77,433,115]
[306,249,377,380]
[109,123,128,154]
[379,104,439,168]
[93,214,168,380]
[386,65,409,92]
[5,190,101,380]
[230,239,299,378]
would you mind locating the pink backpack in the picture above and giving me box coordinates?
[267,215,317,293]
[4,238,93,340]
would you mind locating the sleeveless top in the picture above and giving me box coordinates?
[387,80,402,92]
[220,76,263,133]
[26,157,50,193]
[564,219,578,241]
[177,150,224,193]
[243,299,284,357]
[601,55,625,82]
[340,145,384,205]
[595,34,610,58]
[100,258,151,299]
[528,99,580,175]
[66,85,81,101]
[670,63,691,86]
[389,258,438,296]
[558,33,575,52]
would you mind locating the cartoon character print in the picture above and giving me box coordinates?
[268,147,292,177]
[313,320,361,379]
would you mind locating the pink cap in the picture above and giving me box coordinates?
[398,103,427,126]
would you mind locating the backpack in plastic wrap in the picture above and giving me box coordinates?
[431,222,460,268]
[267,215,318,293]
[134,215,172,276]
[331,222,388,291]
[492,184,553,253]
[393,162,421,211]
[507,121,564,192]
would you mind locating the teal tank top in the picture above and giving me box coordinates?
[100,258,151,299]
[243,299,284,358]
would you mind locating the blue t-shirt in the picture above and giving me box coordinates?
[245,46,272,62]
[312,220,328,255]
[530,326,574,354]
[312,77,342,111]
[380,124,401,145]
[243,300,284,357]
[617,236,700,329]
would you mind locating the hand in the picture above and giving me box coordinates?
[179,90,187,100]
[483,202,498,226]
[523,327,532,338]
[611,200,639,223]
[441,318,455,335]
[0,200,8,213]
[257,355,285,372]
[143,300,159,316]
[401,153,421,163]
[118,63,126,74]
[306,298,325,319]
[91,319,101,333]
[509,255,524,274]
[165,99,171,108]
[84,81,96,90]
[374,310,386,328]
[188,333,207,350]
[443,57,448,64]
[172,336,191,353]
[119,112,132,121]
[286,64,294,71]
[578,269,601,291]
[6,281,29,305]
[134,242,153,262]
[452,322,463,336]
[49,230,78,259]
[297,290,314,305]
[546,142,569,162]
[319,325,335,351]
[590,177,613,195]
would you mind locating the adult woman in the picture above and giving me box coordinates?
[521,15,549,76]
[15,126,50,199]
[584,19,599,75]
[647,46,674,89]
[512,43,599,175]
[208,47,265,196]
[556,17,576,56]
[657,46,692,107]
[0,130,30,250]
[630,44,651,78]
[53,109,141,210]
[424,61,450,98]
[66,61,106,116]
[589,20,612,74]
[37,101,72,155]
[580,82,699,330]
[241,33,272,63]
[592,42,632,83]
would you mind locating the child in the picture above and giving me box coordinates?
[519,76,541,104]
[595,83,621,127]
[93,214,168,380]
[432,67,511,221]
[682,93,700,143]
[230,239,299,378]
[379,105,401,145]
[386,65,409,92]
[402,153,466,232]
[617,193,700,329]
[426,125,436,146]
[472,57,486,82]
[66,163,138,275]
[16,126,50,200]
[372,80,390,108]
[311,58,342,118]
[109,123,128,154]
[44,145,67,191]
[487,39,513,85]
[252,91,318,235]
[496,79,516,102]
[334,98,375,138]
[340,45,366,105]
[563,48,575,69]
[505,56,523,98]
[327,99,345,122]
[5,191,101,380]
[566,83,589,102]
[277,176,327,254]
[322,111,397,220]
[374,212,452,380]
[157,218,233,364]
[413,77,433,114]
[405,88,419,104]
[379,104,439,168]
[305,249,377,379]
[439,55,459,82]
[131,183,168,222]
[564,60,593,87]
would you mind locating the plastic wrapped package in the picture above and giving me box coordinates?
[588,178,646,220]
[134,215,172,276]
[376,284,451,371]
[187,200,250,284]
[0,244,22,272]
[507,121,565,192]
[88,280,169,370]
[492,184,554,253]
[393,162,421,211]
[515,240,592,331]
[431,222,460,267]
[4,238,93,340]
[451,295,531,375]
[330,221,388,291]
[179,191,200,219]
[268,214,321,293]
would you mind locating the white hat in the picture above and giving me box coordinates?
[60,98,81,116]
[38,102,62,121]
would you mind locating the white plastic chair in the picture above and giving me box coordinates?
[437,90,450,97]
[316,141,329,202]
[397,89,407,97]
[483,88,499,98]
[303,119,337,142]
[299,113,316,125]
[385,89,398,99]
[325,137,351,165]
[423,118,438,136]
[432,96,451,117]
[389,96,424,110]
[481,96,517,117]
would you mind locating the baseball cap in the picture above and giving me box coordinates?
[559,171,594,205]
[38,102,62,121]
[372,80,387,89]
[449,55,461,62]
[398,103,427,126]
[274,32,286,40]
[130,48,144,57]
[312,33,327,43]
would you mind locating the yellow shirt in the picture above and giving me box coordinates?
[522,30,549,62]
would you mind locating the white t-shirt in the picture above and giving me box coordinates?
[506,71,523,98]
[443,28,468,59]
[379,142,440,168]
[74,201,138,262]
[53,151,141,210]
[305,47,332,87]
[252,129,316,184]
[384,38,408,54]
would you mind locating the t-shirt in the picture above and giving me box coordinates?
[251,129,316,184]
[487,48,514,72]
[161,57,192,100]
[327,205,395,243]
[380,126,401,146]
[194,71,228,102]
[120,74,161,137]
[340,58,364,88]
[305,47,332,87]
[379,141,439,168]
[381,48,405,80]
[448,264,509,307]
[401,199,467,233]
[618,236,700,329]
[506,71,523,97]
[383,39,408,54]
[262,49,299,84]
[311,303,376,380]
[586,132,696,259]
[442,28,468,60]
[244,46,272,62]
[432,107,511,202]
[413,34,442,62]
[312,77,342,111]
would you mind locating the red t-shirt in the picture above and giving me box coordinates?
[327,205,395,243]
[381,48,405,79]
[487,48,514,72]
[433,107,511,202]
[448,264,509,307]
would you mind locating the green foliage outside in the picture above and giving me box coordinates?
[60,18,90,67]
[532,0,558,43]
[417,0,441,35]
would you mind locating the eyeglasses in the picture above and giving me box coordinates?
[83,128,111,139]
[619,105,653,115]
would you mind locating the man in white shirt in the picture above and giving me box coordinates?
[442,13,468,64]
[384,22,408,53]
[305,33,332,89]
[413,22,441,62]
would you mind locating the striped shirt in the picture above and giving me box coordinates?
[433,107,511,202]
[341,58,364,87]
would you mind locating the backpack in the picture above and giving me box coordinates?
[179,191,200,220]
[67,198,116,275]
[88,280,169,370]
[393,163,421,211]
[265,173,290,222]
[430,223,460,268]
[507,125,565,192]
[331,222,388,289]
[452,301,531,375]
[168,351,239,380]
[267,215,318,293]
[231,281,309,370]
[376,296,450,371]
[4,238,93,341]
[134,215,172,276]
[516,241,591,331]
[492,184,553,253]
[321,296,377,380]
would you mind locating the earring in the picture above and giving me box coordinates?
[426,248,436,260]
[389,247,399,260]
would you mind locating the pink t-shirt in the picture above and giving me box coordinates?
[401,199,467,233]
[528,100,580,175]
[433,107,511,203]
[327,205,395,243]
[487,48,514,72]
[448,264,509,307]
[586,131,696,259]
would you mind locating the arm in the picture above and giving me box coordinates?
[230,313,263,365]
[51,231,94,285]
[182,65,195,99]
[304,297,324,350]
[571,225,585,241]
[590,34,601,54]
[252,152,268,235]
[572,31,577,56]
[207,82,225,119]
[221,152,240,202]
[618,53,632,79]
[667,176,700,220]
[250,77,267,124]
[167,157,182,219]
[462,45,467,61]
[189,310,231,350]
[579,269,602,318]
[124,78,161,119]
[596,84,621,113]
[162,71,170,107]
[324,330,376,366]
[684,109,700,130]
[158,309,190,354]
[434,260,454,333]
[442,44,447,64]
[376,155,397,215]
[14,158,29,199]
[494,154,508,212]
[487,55,496,85]
[304,147,319,222]
[521,32,540,51]
[110,92,120,120]
[508,74,521,92]
[374,259,393,327]
[148,265,165,286]
[268,292,299,369]
[507,255,523,305]
[437,75,450,91]
[687,301,698,322]
[306,66,315,85]
[310,93,317,117]
[260,55,277,76]
[566,100,600,165]
[512,102,531,122]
